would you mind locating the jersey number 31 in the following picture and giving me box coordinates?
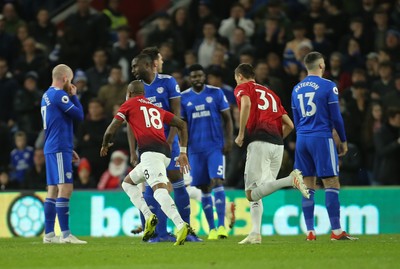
[256,89,278,112]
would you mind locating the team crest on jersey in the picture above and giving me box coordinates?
[187,101,193,106]
[66,172,72,179]
[333,87,339,95]
[175,85,180,93]
[206,96,213,103]
[61,96,69,103]
[157,87,164,94]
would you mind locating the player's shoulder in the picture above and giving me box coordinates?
[11,148,18,155]
[157,73,173,80]
[181,88,192,95]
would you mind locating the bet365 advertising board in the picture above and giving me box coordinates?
[1,188,399,238]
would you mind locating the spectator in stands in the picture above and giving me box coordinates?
[381,73,400,109]
[0,122,11,172]
[194,21,218,68]
[64,0,108,69]
[365,52,380,83]
[97,65,127,117]
[342,37,365,72]
[300,0,325,39]
[238,49,254,65]
[110,26,139,82]
[2,2,25,35]
[146,12,183,59]
[76,98,108,182]
[0,57,18,126]
[373,7,389,52]
[182,49,197,77]
[171,70,189,93]
[0,14,17,66]
[384,29,400,64]
[28,8,56,54]
[324,52,351,92]
[171,7,194,55]
[254,16,285,59]
[85,48,111,96]
[371,61,395,100]
[362,101,383,185]
[373,107,400,185]
[253,0,292,37]
[13,71,43,143]
[218,3,254,44]
[159,42,181,74]
[74,158,96,189]
[339,17,373,55]
[9,131,34,188]
[0,169,11,191]
[102,0,128,40]
[311,20,333,58]
[209,48,235,86]
[189,0,219,39]
[74,69,93,115]
[283,22,311,67]
[13,37,48,88]
[97,150,130,190]
[391,0,400,29]
[323,0,349,45]
[23,148,46,190]
[266,52,287,81]
[230,27,254,61]
[15,24,30,55]
[206,65,236,107]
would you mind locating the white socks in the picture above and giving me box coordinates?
[122,182,152,219]
[153,188,185,230]
[250,200,263,234]
[251,176,292,201]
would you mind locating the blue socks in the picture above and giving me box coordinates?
[144,185,168,237]
[56,197,70,238]
[213,186,226,227]
[172,179,191,224]
[44,198,56,234]
[302,189,315,231]
[325,188,341,230]
[201,193,215,230]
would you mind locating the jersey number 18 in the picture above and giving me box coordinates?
[140,106,163,129]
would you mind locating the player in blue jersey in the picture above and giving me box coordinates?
[40,64,86,244]
[291,52,358,241]
[181,64,233,240]
[130,51,198,242]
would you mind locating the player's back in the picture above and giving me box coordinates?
[41,87,75,154]
[235,81,286,145]
[291,75,337,137]
[181,85,229,152]
[143,73,180,111]
[116,96,172,157]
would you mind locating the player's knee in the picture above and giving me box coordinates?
[123,175,134,184]
[246,190,253,202]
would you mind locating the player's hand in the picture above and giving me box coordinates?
[72,150,80,163]
[100,143,114,157]
[130,152,138,167]
[338,141,348,157]
[223,140,233,154]
[69,84,77,95]
[176,153,190,174]
[235,134,245,147]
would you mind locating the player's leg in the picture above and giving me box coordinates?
[184,172,202,202]
[317,138,358,240]
[56,152,86,244]
[239,142,264,244]
[208,150,228,238]
[43,153,59,243]
[167,142,190,224]
[143,152,188,245]
[295,135,318,240]
[250,143,309,201]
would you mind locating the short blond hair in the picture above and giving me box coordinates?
[52,64,73,81]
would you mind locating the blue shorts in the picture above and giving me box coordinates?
[294,135,339,178]
[45,152,74,185]
[189,149,224,186]
[167,140,180,171]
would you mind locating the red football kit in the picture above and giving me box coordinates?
[115,96,175,157]
[234,81,287,145]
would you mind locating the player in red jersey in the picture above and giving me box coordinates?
[233,63,309,244]
[100,80,190,245]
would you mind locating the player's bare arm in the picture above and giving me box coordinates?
[100,118,123,157]
[332,129,348,157]
[235,95,251,147]
[282,114,294,139]
[169,115,190,174]
[72,150,80,163]
[126,127,138,166]
[166,98,181,146]
[221,109,233,154]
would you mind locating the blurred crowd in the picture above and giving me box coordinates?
[0,0,399,191]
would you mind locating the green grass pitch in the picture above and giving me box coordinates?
[1,235,399,269]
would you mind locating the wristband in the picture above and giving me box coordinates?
[180,147,187,153]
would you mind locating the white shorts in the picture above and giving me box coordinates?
[128,152,170,188]
[244,141,284,191]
